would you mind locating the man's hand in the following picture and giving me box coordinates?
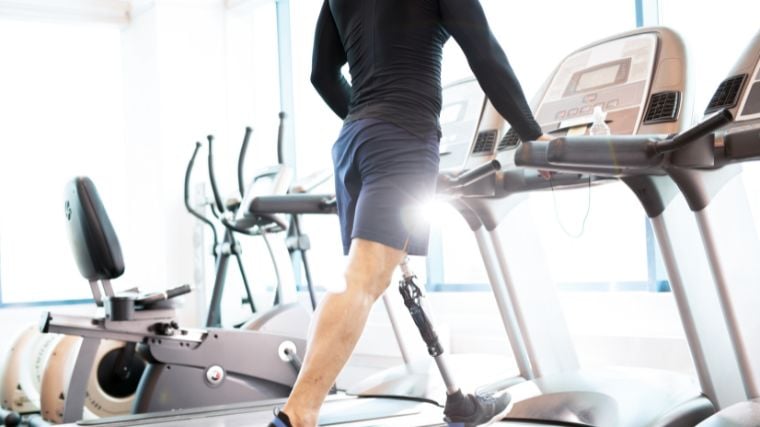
[536,134,555,179]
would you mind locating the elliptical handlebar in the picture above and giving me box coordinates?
[184,142,204,216]
[207,135,226,214]
[277,112,286,166]
[237,127,254,199]
[184,141,219,257]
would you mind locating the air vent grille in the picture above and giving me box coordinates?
[705,74,747,114]
[644,91,680,123]
[497,128,521,151]
[472,130,498,154]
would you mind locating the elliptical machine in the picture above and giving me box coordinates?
[183,117,314,333]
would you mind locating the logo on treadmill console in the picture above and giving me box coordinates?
[205,365,225,386]
[65,201,72,221]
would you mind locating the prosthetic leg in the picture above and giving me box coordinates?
[397,258,511,426]
[397,258,458,395]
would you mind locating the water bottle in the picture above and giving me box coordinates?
[589,106,611,136]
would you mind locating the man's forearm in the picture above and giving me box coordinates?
[311,71,352,119]
[470,56,542,141]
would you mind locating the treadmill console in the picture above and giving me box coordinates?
[439,79,503,174]
[536,33,657,136]
[503,29,688,168]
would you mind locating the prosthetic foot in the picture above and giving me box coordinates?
[443,389,513,427]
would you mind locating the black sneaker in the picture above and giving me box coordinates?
[443,390,513,427]
[268,408,292,427]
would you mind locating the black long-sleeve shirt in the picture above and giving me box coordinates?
[311,0,543,142]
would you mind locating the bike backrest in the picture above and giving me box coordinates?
[64,177,125,281]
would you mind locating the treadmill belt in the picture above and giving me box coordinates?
[67,397,443,427]
[319,398,424,425]
[66,396,564,426]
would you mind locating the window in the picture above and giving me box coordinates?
[443,0,637,98]
[225,1,282,168]
[659,0,759,120]
[0,19,126,303]
[288,1,348,293]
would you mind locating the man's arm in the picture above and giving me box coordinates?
[311,0,352,119]
[440,0,542,141]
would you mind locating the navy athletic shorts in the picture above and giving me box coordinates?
[332,118,440,256]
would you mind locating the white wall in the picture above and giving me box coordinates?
[0,18,128,303]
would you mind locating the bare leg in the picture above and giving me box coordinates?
[281,238,406,427]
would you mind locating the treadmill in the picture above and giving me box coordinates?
[457,27,746,426]
[515,26,760,427]
[675,28,760,427]
[353,26,732,427]
[340,25,738,426]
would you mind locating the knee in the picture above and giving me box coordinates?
[343,239,406,301]
[343,267,393,302]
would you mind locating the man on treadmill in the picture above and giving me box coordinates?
[269,1,549,426]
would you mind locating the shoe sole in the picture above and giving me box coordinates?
[446,398,514,427]
[479,397,514,427]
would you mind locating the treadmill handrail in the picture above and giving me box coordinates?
[528,108,733,171]
[439,160,501,193]
[654,108,733,154]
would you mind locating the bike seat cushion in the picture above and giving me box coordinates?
[64,177,125,281]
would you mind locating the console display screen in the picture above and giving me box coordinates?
[564,57,632,97]
[576,64,622,92]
